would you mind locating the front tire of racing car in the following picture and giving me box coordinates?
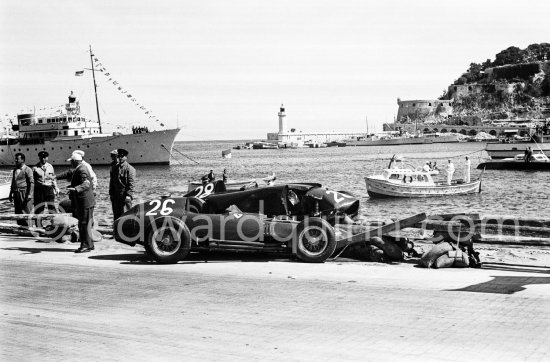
[295,217,336,263]
[145,217,191,264]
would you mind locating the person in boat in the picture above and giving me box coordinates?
[222,169,228,183]
[524,146,533,163]
[72,150,98,193]
[446,159,455,185]
[65,152,95,253]
[422,162,430,172]
[207,170,215,182]
[32,151,59,213]
[464,156,471,183]
[110,149,136,222]
[9,153,34,226]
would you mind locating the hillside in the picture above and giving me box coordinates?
[442,43,550,120]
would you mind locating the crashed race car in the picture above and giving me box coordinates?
[113,182,360,263]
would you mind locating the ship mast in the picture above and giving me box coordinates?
[89,45,102,133]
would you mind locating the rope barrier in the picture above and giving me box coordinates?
[402,148,486,160]
[160,144,200,165]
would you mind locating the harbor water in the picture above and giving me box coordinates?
[1,141,549,226]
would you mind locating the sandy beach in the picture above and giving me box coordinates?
[1,234,549,361]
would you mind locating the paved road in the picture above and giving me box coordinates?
[1,236,550,361]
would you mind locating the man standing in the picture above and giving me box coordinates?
[33,151,58,213]
[9,153,34,226]
[108,149,119,216]
[110,148,136,221]
[464,156,471,183]
[66,152,95,253]
[446,159,455,186]
[72,150,98,192]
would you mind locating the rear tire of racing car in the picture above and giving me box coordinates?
[145,217,191,264]
[295,217,336,263]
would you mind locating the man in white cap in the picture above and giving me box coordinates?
[446,159,455,185]
[63,152,96,253]
[72,150,98,192]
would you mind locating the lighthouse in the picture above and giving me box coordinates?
[278,104,287,134]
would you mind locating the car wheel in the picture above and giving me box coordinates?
[145,217,191,264]
[295,217,336,263]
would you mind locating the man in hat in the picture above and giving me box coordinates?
[33,151,58,212]
[65,152,95,253]
[109,148,136,221]
[72,150,98,192]
[9,153,34,226]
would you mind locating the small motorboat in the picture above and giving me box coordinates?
[477,152,550,171]
[187,173,276,192]
[365,156,481,198]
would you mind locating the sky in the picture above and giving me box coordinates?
[1,0,549,141]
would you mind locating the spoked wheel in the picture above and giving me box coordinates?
[145,217,191,264]
[295,218,336,263]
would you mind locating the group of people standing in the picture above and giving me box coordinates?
[8,149,135,253]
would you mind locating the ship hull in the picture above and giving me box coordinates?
[0,128,180,166]
[477,161,550,171]
[485,142,550,159]
[349,138,433,146]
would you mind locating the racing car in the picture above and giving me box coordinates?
[113,182,360,263]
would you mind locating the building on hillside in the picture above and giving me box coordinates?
[266,105,365,146]
[395,98,453,123]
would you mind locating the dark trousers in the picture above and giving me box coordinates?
[112,197,132,221]
[76,206,95,249]
[34,184,55,213]
[13,189,33,226]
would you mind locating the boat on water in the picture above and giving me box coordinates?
[188,173,277,192]
[477,152,550,171]
[252,141,278,149]
[0,170,11,200]
[365,157,480,198]
[485,128,550,159]
[348,135,432,146]
[221,149,232,158]
[0,47,180,166]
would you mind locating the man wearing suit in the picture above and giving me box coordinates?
[9,153,34,226]
[65,152,96,253]
[110,149,136,222]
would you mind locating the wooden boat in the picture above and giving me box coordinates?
[365,157,480,198]
[477,152,550,171]
[0,170,11,200]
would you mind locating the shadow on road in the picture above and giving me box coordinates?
[1,246,74,254]
[448,275,550,294]
[88,251,294,265]
[481,262,550,275]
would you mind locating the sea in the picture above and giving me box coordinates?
[1,140,549,225]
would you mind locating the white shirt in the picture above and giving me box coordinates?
[82,160,98,191]
[447,162,455,173]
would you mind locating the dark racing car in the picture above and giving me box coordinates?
[113,183,360,263]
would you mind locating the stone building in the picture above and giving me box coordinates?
[396,98,453,122]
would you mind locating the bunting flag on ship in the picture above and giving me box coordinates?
[82,54,165,128]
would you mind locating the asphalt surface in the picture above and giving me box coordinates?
[1,235,550,361]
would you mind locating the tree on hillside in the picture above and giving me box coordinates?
[493,46,524,66]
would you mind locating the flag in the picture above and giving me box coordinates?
[75,70,84,76]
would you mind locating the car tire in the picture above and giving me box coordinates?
[145,217,191,264]
[295,217,336,263]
